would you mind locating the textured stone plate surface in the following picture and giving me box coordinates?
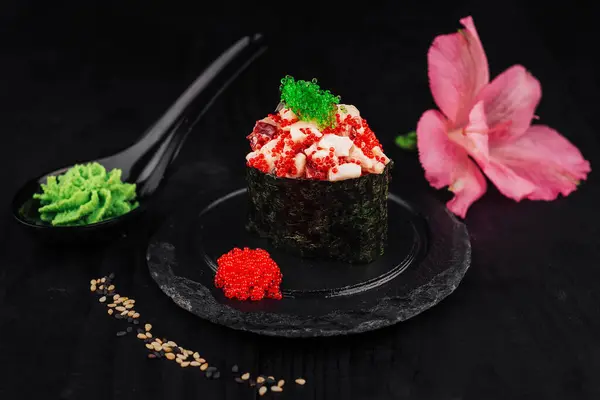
[146,187,471,337]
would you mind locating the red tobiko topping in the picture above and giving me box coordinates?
[247,153,271,173]
[214,247,283,301]
[269,112,297,128]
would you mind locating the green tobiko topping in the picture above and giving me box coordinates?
[279,76,340,129]
[33,162,138,226]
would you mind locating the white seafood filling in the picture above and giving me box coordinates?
[337,104,361,119]
[279,107,297,122]
[289,121,321,143]
[371,161,385,174]
[303,143,318,157]
[373,146,390,164]
[348,145,375,171]
[245,151,258,161]
[318,134,354,157]
[246,105,391,180]
[328,163,362,181]
[310,149,333,162]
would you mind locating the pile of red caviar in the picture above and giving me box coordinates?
[214,247,283,301]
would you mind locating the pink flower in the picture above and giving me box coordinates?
[416,16,591,218]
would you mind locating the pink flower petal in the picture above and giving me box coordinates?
[428,16,489,126]
[417,110,462,189]
[476,158,538,201]
[417,109,487,218]
[449,100,490,159]
[485,125,591,201]
[476,65,542,144]
[446,157,488,218]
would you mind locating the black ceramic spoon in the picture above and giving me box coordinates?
[11,33,267,241]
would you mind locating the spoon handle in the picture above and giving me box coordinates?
[113,34,267,197]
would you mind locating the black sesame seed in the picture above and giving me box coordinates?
[206,371,213,378]
[266,377,275,384]
[133,320,139,325]
[207,366,217,372]
[115,314,123,320]
[108,273,115,280]
[250,379,256,387]
[137,328,144,334]
[235,378,244,384]
[116,331,127,337]
[213,371,220,379]
[148,353,157,359]
[231,365,239,373]
[126,327,133,333]
[127,317,133,323]
[153,351,162,358]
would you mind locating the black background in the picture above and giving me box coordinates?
[1,1,600,399]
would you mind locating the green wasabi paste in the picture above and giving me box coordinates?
[33,162,139,226]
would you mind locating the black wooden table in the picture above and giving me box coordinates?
[1,1,599,399]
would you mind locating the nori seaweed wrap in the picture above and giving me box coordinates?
[246,163,392,263]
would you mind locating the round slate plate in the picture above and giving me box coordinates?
[146,187,471,337]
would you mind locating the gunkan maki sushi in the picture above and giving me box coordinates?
[245,76,392,263]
